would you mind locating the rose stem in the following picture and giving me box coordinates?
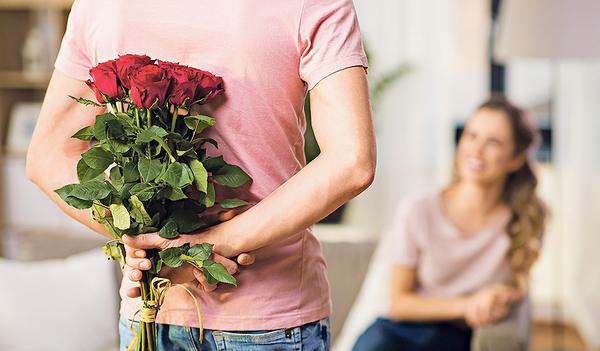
[147,109,152,128]
[135,108,141,128]
[171,104,178,132]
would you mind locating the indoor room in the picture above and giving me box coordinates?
[0,0,598,350]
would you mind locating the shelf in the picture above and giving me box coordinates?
[0,70,51,89]
[0,0,73,10]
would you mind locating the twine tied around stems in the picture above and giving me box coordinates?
[127,277,205,351]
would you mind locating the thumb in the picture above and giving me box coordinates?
[122,233,170,250]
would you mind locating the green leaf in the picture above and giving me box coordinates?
[69,95,105,108]
[136,125,168,143]
[153,261,164,274]
[184,115,216,134]
[163,186,188,201]
[106,131,130,153]
[202,182,215,207]
[188,243,213,261]
[106,119,127,139]
[152,135,176,162]
[202,156,225,172]
[203,261,237,286]
[217,198,251,209]
[109,166,124,191]
[110,203,131,230]
[128,195,152,225]
[55,184,77,202]
[123,160,140,183]
[159,245,187,268]
[189,159,208,193]
[161,162,193,188]
[91,200,106,219]
[93,113,117,141]
[96,216,122,239]
[102,241,126,267]
[212,164,251,188]
[170,208,205,233]
[71,126,95,141]
[65,196,94,210]
[157,218,179,239]
[138,157,162,182]
[82,147,114,170]
[130,183,157,201]
[56,184,95,210]
[68,180,112,200]
[114,112,136,130]
[77,158,104,184]
[194,138,218,150]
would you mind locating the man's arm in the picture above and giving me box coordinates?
[26,70,112,238]
[125,65,377,257]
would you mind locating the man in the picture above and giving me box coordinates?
[27,0,376,349]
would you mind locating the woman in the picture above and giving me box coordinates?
[352,96,546,351]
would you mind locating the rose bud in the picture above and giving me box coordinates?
[129,64,172,109]
[169,81,197,107]
[88,61,124,102]
[115,54,154,90]
[195,71,224,104]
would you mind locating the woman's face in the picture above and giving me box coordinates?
[456,108,523,185]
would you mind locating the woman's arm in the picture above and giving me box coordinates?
[390,265,523,327]
[389,265,471,321]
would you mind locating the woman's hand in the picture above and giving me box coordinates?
[463,284,523,328]
[123,210,255,297]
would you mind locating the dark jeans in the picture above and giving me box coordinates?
[352,318,472,351]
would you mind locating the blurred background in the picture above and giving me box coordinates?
[0,0,599,350]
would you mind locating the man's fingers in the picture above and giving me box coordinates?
[193,268,217,292]
[237,252,255,265]
[126,286,141,298]
[129,268,143,282]
[123,233,173,250]
[218,210,238,222]
[202,209,238,227]
[125,244,152,271]
[212,254,238,275]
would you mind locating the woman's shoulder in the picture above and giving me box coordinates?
[388,189,445,229]
[398,189,443,213]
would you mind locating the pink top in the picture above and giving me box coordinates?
[55,0,367,330]
[385,191,512,297]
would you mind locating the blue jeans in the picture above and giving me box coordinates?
[119,315,330,351]
[352,318,472,351]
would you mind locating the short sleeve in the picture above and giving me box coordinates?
[382,197,421,268]
[54,0,94,81]
[298,0,368,90]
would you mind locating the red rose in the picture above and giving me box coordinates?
[157,61,190,82]
[115,54,154,89]
[194,70,224,104]
[129,64,172,109]
[88,60,124,102]
[169,81,197,107]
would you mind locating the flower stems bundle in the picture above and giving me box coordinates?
[55,55,251,351]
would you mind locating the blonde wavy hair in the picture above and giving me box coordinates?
[476,96,547,291]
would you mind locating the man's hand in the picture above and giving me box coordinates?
[123,210,255,298]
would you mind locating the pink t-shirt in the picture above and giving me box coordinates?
[385,191,512,297]
[55,0,368,330]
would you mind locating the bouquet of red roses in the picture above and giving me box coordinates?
[55,54,251,351]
